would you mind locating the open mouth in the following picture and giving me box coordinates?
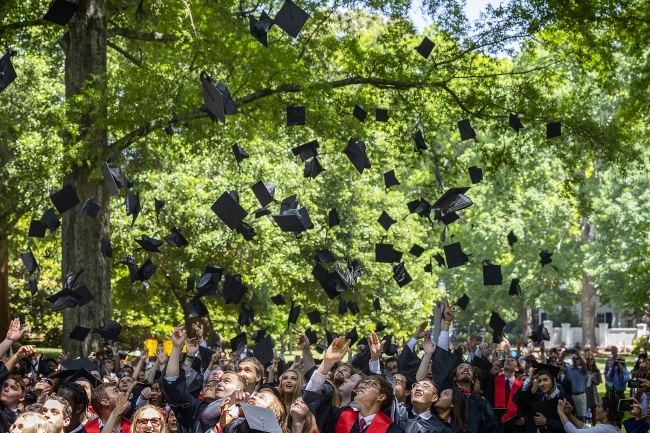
[413,391,423,398]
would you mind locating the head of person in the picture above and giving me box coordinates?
[138,370,146,382]
[237,357,264,392]
[353,375,394,413]
[434,389,467,430]
[247,389,286,424]
[594,397,624,425]
[148,383,164,406]
[287,398,318,433]
[410,379,438,409]
[207,368,223,383]
[536,369,556,394]
[333,365,353,387]
[393,372,414,404]
[90,384,119,414]
[490,362,501,376]
[117,376,135,392]
[167,410,177,433]
[339,372,366,398]
[640,348,647,356]
[72,379,93,403]
[454,363,474,386]
[56,382,89,427]
[209,371,246,400]
[517,360,527,376]
[571,354,582,367]
[10,411,48,433]
[130,404,167,433]
[279,369,305,403]
[611,346,618,357]
[41,396,71,433]
[1,375,26,410]
[503,357,519,375]
[384,358,398,376]
[103,359,114,372]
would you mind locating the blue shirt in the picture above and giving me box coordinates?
[564,365,587,392]
[607,365,630,392]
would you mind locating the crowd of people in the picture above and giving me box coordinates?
[2,306,650,433]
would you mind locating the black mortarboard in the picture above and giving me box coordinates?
[531,360,560,379]
[254,207,271,218]
[288,301,301,324]
[155,199,165,216]
[443,242,469,268]
[347,301,360,315]
[317,271,347,299]
[21,248,38,274]
[373,297,381,311]
[274,0,310,38]
[353,104,366,122]
[249,12,273,47]
[239,403,283,433]
[409,244,425,257]
[546,122,561,139]
[0,48,17,93]
[197,271,221,296]
[40,209,60,233]
[414,129,427,151]
[93,320,124,343]
[384,170,400,188]
[456,293,470,311]
[375,244,396,263]
[271,294,286,306]
[393,262,412,287]
[509,278,521,296]
[438,211,459,226]
[125,191,141,226]
[68,326,91,342]
[252,337,274,367]
[211,191,248,230]
[431,187,472,214]
[223,274,248,304]
[376,108,389,122]
[509,113,523,133]
[165,227,188,247]
[292,140,319,161]
[383,334,397,356]
[135,235,163,253]
[468,166,483,184]
[424,262,432,273]
[124,176,134,189]
[343,138,370,174]
[230,332,247,352]
[81,198,101,218]
[407,198,432,217]
[66,368,102,388]
[200,72,225,122]
[28,278,38,295]
[188,297,208,317]
[539,250,554,266]
[186,276,196,292]
[433,252,446,267]
[43,0,79,25]
[415,36,435,59]
[251,181,276,207]
[305,328,317,345]
[273,210,306,233]
[236,221,256,241]
[314,249,336,263]
[325,329,339,346]
[232,143,249,163]
[346,328,359,345]
[338,299,347,315]
[482,260,503,285]
[101,163,121,196]
[307,310,321,325]
[251,330,266,343]
[287,106,306,126]
[238,305,255,326]
[135,258,156,282]
[28,220,47,238]
[375,322,386,332]
[328,208,340,228]
[74,284,94,307]
[457,119,476,141]
[529,324,550,344]
[50,184,80,215]
[489,311,506,343]
[281,194,298,213]
[377,211,397,231]
[507,230,518,247]
[47,288,83,311]
[304,158,325,179]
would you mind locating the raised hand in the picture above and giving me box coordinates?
[140,387,152,400]
[170,324,186,348]
[413,321,428,339]
[6,318,25,342]
[298,334,310,350]
[192,324,204,341]
[468,334,477,349]
[443,303,456,323]
[155,345,168,365]
[186,337,199,356]
[116,392,130,415]
[324,336,351,364]
[58,349,68,364]
[423,333,436,355]
[368,332,385,361]
[556,399,566,414]
[140,349,149,362]
[16,345,36,359]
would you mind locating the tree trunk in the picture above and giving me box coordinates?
[521,307,533,348]
[61,0,111,357]
[0,231,10,339]
[581,217,597,351]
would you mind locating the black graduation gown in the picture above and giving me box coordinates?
[160,375,209,433]
[464,393,502,433]
[512,385,574,433]
[0,362,19,433]
[403,415,452,433]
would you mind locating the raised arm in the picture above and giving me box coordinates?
[103,392,130,433]
[5,345,35,373]
[0,319,25,359]
[308,336,350,391]
[184,338,199,369]
[298,334,316,373]
[437,303,456,351]
[166,324,186,378]
[416,333,436,381]
[132,348,149,379]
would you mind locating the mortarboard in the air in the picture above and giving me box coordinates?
[274,0,310,38]
[433,252,446,267]
[314,249,336,263]
[188,297,209,317]
[223,274,248,304]
[539,250,554,267]
[287,106,306,126]
[211,191,248,230]
[291,141,319,161]
[409,244,425,257]
[43,0,79,25]
[377,211,397,231]
[438,211,459,226]
[47,288,83,311]
[238,305,255,326]
[125,191,141,226]
[249,12,274,47]
[73,284,94,307]
[124,176,134,189]
[468,166,483,184]
[252,336,274,366]
[325,329,339,346]
[343,139,371,174]
[81,198,101,218]
[307,310,321,325]
[28,278,38,295]
[164,125,174,136]
[165,227,188,247]
[530,359,560,379]
[239,403,283,433]
[509,278,521,296]
[415,36,435,59]
[251,181,276,207]
[315,343,327,354]
[431,187,472,214]
[457,119,476,141]
[93,320,124,343]
[384,170,400,188]
[288,301,301,324]
[155,199,165,217]
[424,261,432,273]
[414,129,427,151]
[0,48,17,94]
[236,221,256,241]
[383,334,397,356]
[507,230,518,248]
[186,275,196,293]
[305,328,317,345]
[509,113,523,133]
[101,162,121,196]
[316,270,347,300]
[254,207,271,218]
[346,328,359,345]
[376,108,389,122]
[373,297,381,311]
[373,323,386,334]
[232,144,249,163]
[529,323,550,344]
[338,299,347,315]
[68,326,91,342]
[304,158,325,179]
[135,235,163,253]
[482,260,503,285]
[456,293,470,311]
[28,220,47,238]
[443,242,469,268]
[546,122,561,139]
[353,104,367,122]
[135,258,156,282]
[271,294,286,306]
[489,311,506,343]
[21,248,39,274]
[230,332,247,352]
[347,301,360,315]
[273,210,307,233]
[251,330,266,343]
[375,243,396,263]
[197,272,220,296]
[50,184,80,215]
[200,72,225,122]
[393,262,412,287]
[328,208,340,228]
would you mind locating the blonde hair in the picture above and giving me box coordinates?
[257,389,286,424]
[130,405,167,433]
[279,369,306,408]
[11,412,48,433]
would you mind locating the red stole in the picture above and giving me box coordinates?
[494,374,521,420]
[335,408,393,433]
[84,417,132,433]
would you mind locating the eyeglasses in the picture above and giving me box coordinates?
[356,380,380,390]
[39,379,53,386]
[137,418,161,427]
[412,382,434,391]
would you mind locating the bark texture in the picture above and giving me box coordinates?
[581,217,597,350]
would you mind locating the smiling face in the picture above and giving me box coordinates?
[537,373,555,394]
[289,397,310,420]
[135,407,163,433]
[455,363,474,384]
[167,411,177,433]
[411,380,438,407]
[281,371,298,394]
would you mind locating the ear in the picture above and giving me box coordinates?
[405,389,411,397]
[63,418,71,427]
[377,394,386,402]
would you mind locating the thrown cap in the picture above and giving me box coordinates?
[0,48,17,94]
[546,122,561,139]
[457,119,476,141]
[456,294,470,311]
[232,144,249,163]
[482,260,503,286]
[343,139,371,174]
[384,170,400,188]
[251,181,276,207]
[509,113,523,133]
[81,198,101,218]
[68,326,91,342]
[274,0,310,38]
[468,166,483,184]
[393,262,412,287]
[271,294,286,306]
[50,184,80,215]
[415,36,435,59]
[328,208,340,228]
[377,211,397,231]
[43,0,79,25]
[307,310,321,325]
[287,106,306,126]
[200,72,225,122]
[249,12,274,47]
[252,337,274,367]
[443,242,469,268]
[288,301,301,324]
[211,191,248,230]
[165,227,188,248]
[509,278,521,296]
[414,129,427,151]
[376,109,389,122]
[507,230,518,248]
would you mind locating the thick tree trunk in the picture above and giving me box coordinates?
[581,217,597,351]
[0,231,10,339]
[61,0,111,357]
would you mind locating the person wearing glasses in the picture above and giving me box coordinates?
[559,350,588,423]
[584,354,602,426]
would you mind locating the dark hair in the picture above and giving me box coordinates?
[451,389,467,433]
[384,357,397,366]
[601,396,624,424]
[369,375,394,412]
[58,382,90,411]
[396,371,416,403]
[537,369,556,385]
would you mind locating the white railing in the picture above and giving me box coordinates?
[541,321,648,352]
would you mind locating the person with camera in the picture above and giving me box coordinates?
[606,358,630,400]
[556,396,622,432]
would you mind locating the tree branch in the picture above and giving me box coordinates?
[107,0,141,17]
[107,27,178,41]
[107,40,142,67]
[0,19,48,35]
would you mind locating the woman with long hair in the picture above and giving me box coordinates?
[219,388,288,432]
[557,396,622,432]
[279,369,305,414]
[286,398,319,433]
[432,388,467,433]
[584,353,603,425]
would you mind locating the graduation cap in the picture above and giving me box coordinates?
[93,320,124,343]
[252,337,274,367]
[43,0,79,25]
[291,140,319,161]
[433,252,446,267]
[373,297,381,311]
[223,274,248,304]
[307,310,321,325]
[100,163,122,196]
[200,71,225,123]
[382,334,397,356]
[29,209,60,237]
[73,284,94,307]
[509,278,521,296]
[352,104,366,122]
[125,191,141,226]
[236,221,256,241]
[393,262,412,287]
[384,170,400,188]
[409,244,425,257]
[509,113,523,133]
[377,211,397,231]
[287,106,306,126]
[135,235,163,253]
[135,258,156,282]
[531,359,560,379]
[325,329,339,346]
[529,324,550,344]
[251,181,276,207]
[165,227,188,248]
[456,293,470,311]
[546,122,561,139]
[315,270,347,299]
[376,108,389,122]
[50,184,80,215]
[415,36,435,59]
[253,207,271,218]
[468,166,483,184]
[65,368,101,388]
[274,0,310,38]
[28,278,38,295]
[305,328,318,345]
[407,198,432,218]
[68,326,91,342]
[0,47,17,94]
[314,249,336,263]
[346,328,359,345]
[238,305,255,326]
[303,158,325,179]
[338,298,347,315]
[489,311,506,344]
[155,198,165,217]
[457,119,476,141]
[253,331,266,345]
[507,230,518,248]
[328,208,340,228]
[186,275,196,293]
[432,187,472,215]
[28,220,47,238]
[249,12,274,47]
[288,301,301,324]
[273,208,312,233]
[239,403,283,433]
[375,322,387,332]
[414,129,427,151]
[232,143,249,163]
[47,288,84,311]
[482,260,503,285]
[80,198,101,218]
[539,250,554,267]
[188,297,208,317]
[211,191,248,230]
[443,242,469,268]
[271,294,286,306]
[230,332,247,353]
[374,244,401,263]
[347,301,360,315]
[197,271,221,296]
[21,248,39,274]
[343,138,371,174]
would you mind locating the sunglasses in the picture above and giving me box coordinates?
[39,379,53,386]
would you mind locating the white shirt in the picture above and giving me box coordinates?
[359,413,376,429]
[412,409,432,420]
